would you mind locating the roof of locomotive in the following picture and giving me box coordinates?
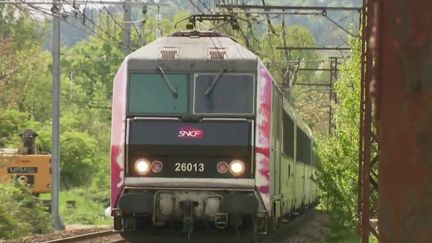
[126,31,258,72]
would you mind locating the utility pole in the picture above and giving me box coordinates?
[123,0,131,55]
[140,5,148,46]
[276,47,347,134]
[156,5,161,38]
[329,57,338,134]
[51,0,64,230]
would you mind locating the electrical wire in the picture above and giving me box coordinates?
[323,14,360,38]
[261,0,277,35]
[188,0,204,14]
[102,5,123,29]
[197,0,212,14]
[73,6,126,48]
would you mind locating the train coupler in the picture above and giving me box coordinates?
[180,200,198,239]
[214,213,228,229]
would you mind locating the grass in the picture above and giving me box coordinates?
[40,188,111,225]
[325,224,379,243]
[326,230,360,243]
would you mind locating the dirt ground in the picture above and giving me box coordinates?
[263,209,331,243]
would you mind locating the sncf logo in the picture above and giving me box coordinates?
[177,127,204,139]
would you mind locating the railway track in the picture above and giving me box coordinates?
[117,209,321,243]
[43,229,126,243]
[38,209,323,243]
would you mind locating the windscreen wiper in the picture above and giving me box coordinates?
[158,65,178,98]
[204,69,226,96]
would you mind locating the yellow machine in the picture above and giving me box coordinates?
[0,129,51,194]
[0,152,51,194]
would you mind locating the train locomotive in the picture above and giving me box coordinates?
[110,31,318,239]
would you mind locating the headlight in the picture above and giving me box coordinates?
[135,158,150,175]
[229,159,245,176]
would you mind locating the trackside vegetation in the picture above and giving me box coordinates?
[315,38,363,239]
[0,182,52,239]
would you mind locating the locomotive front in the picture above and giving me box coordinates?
[110,32,267,237]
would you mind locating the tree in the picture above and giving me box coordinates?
[315,38,361,230]
[60,130,98,187]
[0,110,29,148]
[0,5,51,121]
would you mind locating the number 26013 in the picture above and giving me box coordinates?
[174,163,204,172]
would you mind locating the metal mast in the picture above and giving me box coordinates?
[51,0,64,230]
[358,0,379,241]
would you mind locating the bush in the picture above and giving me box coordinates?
[60,131,98,188]
[0,182,52,239]
[315,38,362,231]
[58,187,110,225]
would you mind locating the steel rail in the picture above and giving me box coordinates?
[44,229,118,243]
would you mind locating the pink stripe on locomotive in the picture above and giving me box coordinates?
[110,61,127,208]
[255,62,273,213]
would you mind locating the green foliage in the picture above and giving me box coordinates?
[60,130,98,187]
[0,5,46,49]
[141,11,190,42]
[0,109,52,151]
[315,38,361,232]
[0,110,28,147]
[51,188,110,225]
[0,182,52,239]
[262,25,320,82]
[0,5,50,114]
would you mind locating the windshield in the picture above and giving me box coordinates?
[194,74,254,114]
[128,73,188,114]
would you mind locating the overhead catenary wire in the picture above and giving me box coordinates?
[216,4,362,12]
[261,0,277,35]
[102,5,123,30]
[323,14,360,38]
[72,5,127,48]
[15,0,127,47]
[216,4,361,39]
[238,0,260,50]
[3,0,163,45]
[197,0,212,14]
[0,0,169,5]
[20,2,84,30]
[188,0,205,14]
[29,4,98,36]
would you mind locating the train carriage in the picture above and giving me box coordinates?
[110,31,318,239]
